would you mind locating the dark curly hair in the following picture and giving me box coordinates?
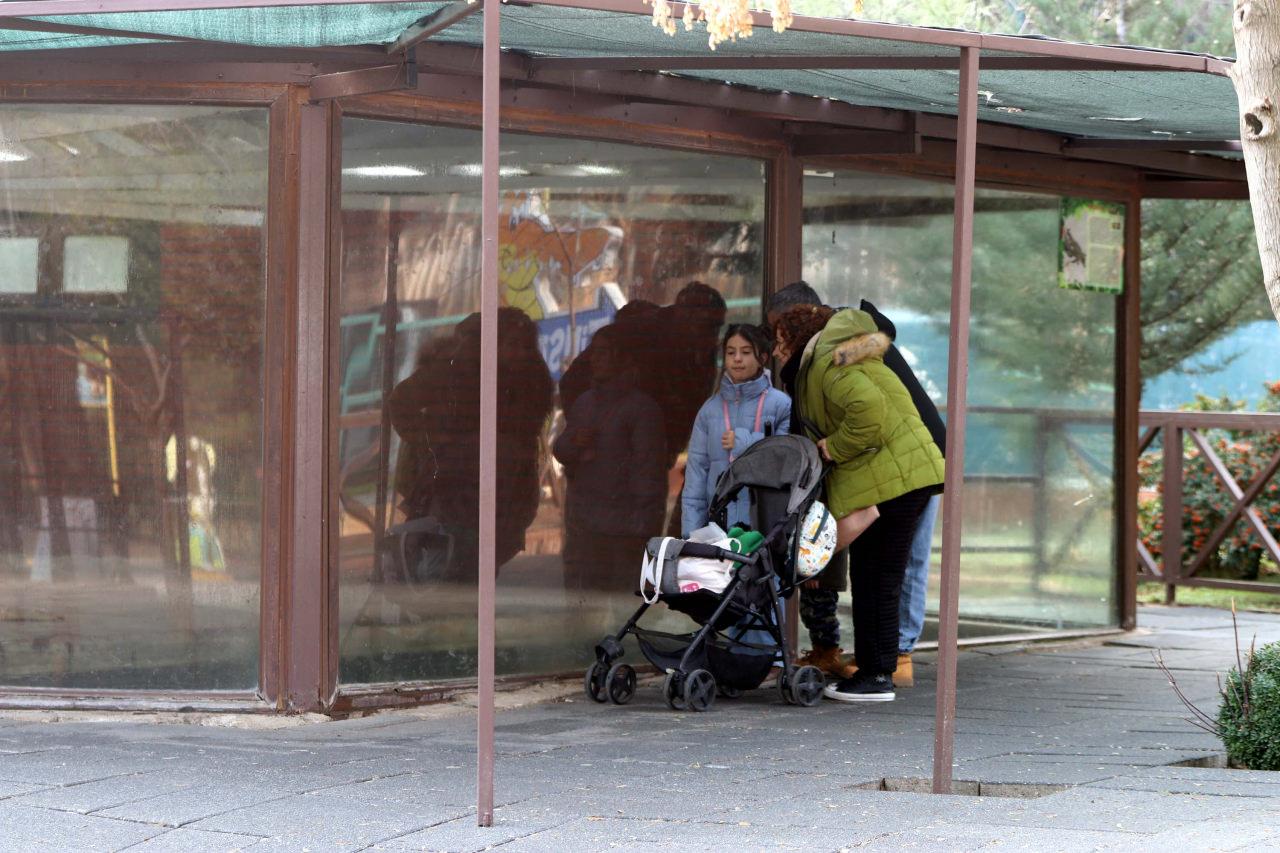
[772,304,835,355]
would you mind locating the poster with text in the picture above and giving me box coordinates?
[1058,198,1125,294]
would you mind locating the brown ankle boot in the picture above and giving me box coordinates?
[799,645,857,679]
[893,653,914,688]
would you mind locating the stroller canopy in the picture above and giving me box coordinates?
[710,434,824,517]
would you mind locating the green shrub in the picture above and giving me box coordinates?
[1217,641,1280,771]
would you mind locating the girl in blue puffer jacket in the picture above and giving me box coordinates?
[681,324,791,537]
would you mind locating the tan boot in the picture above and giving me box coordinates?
[798,645,857,680]
[893,653,914,688]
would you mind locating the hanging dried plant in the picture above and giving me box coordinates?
[645,0,797,49]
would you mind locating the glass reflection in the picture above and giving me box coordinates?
[337,119,765,683]
[802,170,1118,638]
[0,106,268,689]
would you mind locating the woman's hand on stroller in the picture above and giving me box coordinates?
[816,438,833,462]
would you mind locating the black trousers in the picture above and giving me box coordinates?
[848,488,932,676]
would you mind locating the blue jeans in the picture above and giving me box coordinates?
[899,493,940,654]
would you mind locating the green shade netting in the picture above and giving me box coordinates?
[5,2,450,51]
[0,1,1242,143]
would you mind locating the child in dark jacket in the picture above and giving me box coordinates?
[553,324,667,592]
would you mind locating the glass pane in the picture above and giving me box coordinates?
[63,236,130,294]
[0,237,38,294]
[0,105,269,690]
[803,169,1118,638]
[337,118,766,684]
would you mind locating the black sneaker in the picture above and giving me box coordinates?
[823,671,895,702]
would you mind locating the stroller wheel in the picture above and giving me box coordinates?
[778,667,798,705]
[662,671,687,711]
[790,665,826,707]
[584,661,609,703]
[606,663,636,705]
[717,685,743,699]
[683,669,716,712]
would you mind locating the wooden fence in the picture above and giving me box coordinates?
[1137,410,1280,599]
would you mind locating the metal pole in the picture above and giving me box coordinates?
[932,45,978,796]
[1162,424,1183,604]
[1117,198,1142,630]
[372,197,401,581]
[477,0,499,829]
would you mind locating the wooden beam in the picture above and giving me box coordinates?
[1065,138,1242,151]
[529,54,1193,73]
[791,129,921,157]
[386,0,481,55]
[310,57,417,101]
[1142,179,1250,199]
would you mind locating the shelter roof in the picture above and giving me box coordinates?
[0,0,1244,153]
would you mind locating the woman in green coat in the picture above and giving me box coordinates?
[796,308,945,702]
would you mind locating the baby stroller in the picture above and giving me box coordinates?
[584,434,831,712]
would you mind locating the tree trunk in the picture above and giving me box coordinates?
[1231,0,1280,328]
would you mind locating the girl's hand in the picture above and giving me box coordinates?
[816,438,832,462]
[721,430,735,451]
[802,579,819,590]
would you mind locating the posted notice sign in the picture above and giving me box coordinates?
[1058,198,1125,294]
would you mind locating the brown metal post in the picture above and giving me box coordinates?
[767,152,804,296]
[477,0,500,828]
[766,151,804,655]
[1116,198,1142,629]
[281,92,333,712]
[932,45,979,796]
[1162,424,1183,604]
[372,199,402,578]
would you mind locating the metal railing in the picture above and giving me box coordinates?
[1137,410,1280,599]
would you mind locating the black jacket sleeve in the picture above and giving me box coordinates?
[859,298,898,342]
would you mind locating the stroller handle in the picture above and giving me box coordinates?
[679,541,757,565]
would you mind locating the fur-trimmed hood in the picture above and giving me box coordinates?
[811,308,890,367]
[832,331,891,367]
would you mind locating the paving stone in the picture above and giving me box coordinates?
[98,782,298,828]
[978,786,1255,834]
[0,802,162,852]
[951,757,1123,786]
[0,746,169,786]
[372,813,571,852]
[186,779,476,848]
[0,779,45,800]
[2,605,1279,850]
[115,827,266,852]
[498,816,815,852]
[1091,816,1280,852]
[9,770,198,814]
[833,819,1127,852]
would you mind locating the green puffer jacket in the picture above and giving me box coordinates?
[797,309,945,517]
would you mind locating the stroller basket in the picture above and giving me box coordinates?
[634,628,776,693]
[584,435,832,713]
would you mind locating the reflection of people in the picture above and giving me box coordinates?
[388,308,554,580]
[557,299,660,418]
[553,324,666,592]
[795,309,944,702]
[661,282,728,466]
[681,324,789,536]
[165,434,226,573]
